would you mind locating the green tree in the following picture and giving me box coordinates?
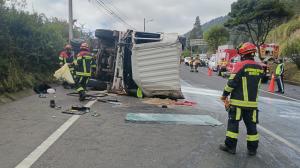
[190,16,203,39]
[204,25,230,52]
[181,49,191,58]
[225,0,291,59]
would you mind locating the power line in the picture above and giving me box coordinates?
[91,0,121,27]
[102,0,130,20]
[96,0,134,29]
[91,0,135,30]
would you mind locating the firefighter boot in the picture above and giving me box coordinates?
[248,150,257,156]
[79,91,86,101]
[219,144,236,154]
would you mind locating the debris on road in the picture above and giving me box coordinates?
[67,91,108,98]
[47,88,56,94]
[62,106,91,115]
[33,83,52,94]
[50,100,56,108]
[174,101,197,106]
[91,113,100,117]
[143,98,197,107]
[125,113,223,126]
[143,98,175,106]
[38,94,47,98]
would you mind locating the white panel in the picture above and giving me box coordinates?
[131,33,183,98]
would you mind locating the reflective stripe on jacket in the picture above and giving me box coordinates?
[59,51,73,66]
[74,51,96,77]
[223,60,263,109]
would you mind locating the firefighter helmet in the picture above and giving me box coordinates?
[238,42,257,55]
[80,43,89,50]
[64,44,72,50]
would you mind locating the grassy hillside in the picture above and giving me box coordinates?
[267,15,300,83]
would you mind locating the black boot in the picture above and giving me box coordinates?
[79,91,86,101]
[219,144,236,154]
[248,150,257,156]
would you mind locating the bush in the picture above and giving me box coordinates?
[282,38,300,68]
[182,49,191,58]
[0,3,69,93]
[286,20,300,37]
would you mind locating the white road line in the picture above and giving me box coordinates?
[258,125,300,153]
[259,89,299,102]
[15,99,97,168]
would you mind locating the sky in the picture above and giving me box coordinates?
[24,0,236,34]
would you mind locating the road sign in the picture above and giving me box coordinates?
[190,39,207,46]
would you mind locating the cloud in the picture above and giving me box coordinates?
[25,0,236,34]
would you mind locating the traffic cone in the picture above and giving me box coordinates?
[268,73,275,93]
[208,68,212,76]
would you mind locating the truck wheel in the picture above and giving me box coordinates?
[95,29,114,39]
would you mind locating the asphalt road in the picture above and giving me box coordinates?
[0,65,299,168]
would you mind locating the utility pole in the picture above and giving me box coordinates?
[68,0,73,42]
[143,18,153,32]
[143,18,146,32]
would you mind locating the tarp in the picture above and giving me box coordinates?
[126,113,223,126]
[54,64,75,84]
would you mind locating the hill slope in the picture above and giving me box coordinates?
[184,16,229,38]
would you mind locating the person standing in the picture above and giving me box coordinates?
[218,58,228,77]
[59,44,74,66]
[59,44,75,88]
[275,59,284,94]
[74,43,96,101]
[190,57,195,72]
[193,55,200,72]
[219,42,263,156]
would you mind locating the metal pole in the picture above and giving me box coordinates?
[144,18,146,32]
[68,0,73,42]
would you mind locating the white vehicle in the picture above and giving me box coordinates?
[184,57,192,65]
[208,55,218,71]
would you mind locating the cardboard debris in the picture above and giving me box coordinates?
[142,98,197,107]
[142,98,176,106]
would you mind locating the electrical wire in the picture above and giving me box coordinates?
[102,0,130,20]
[96,0,134,29]
[91,0,135,30]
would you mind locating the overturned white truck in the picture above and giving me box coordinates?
[94,29,184,99]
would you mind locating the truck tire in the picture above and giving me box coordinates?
[95,29,114,39]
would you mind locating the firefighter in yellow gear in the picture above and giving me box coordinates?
[219,42,263,156]
[218,58,227,77]
[59,44,75,88]
[193,55,200,72]
[275,59,284,94]
[74,43,96,101]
